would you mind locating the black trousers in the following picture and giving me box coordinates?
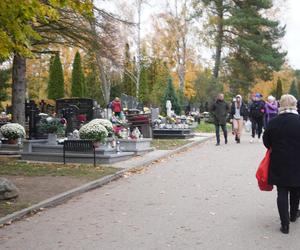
[276,186,300,226]
[215,124,227,144]
[251,117,263,138]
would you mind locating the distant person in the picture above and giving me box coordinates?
[263,94,300,234]
[210,93,229,146]
[264,95,278,127]
[249,93,265,142]
[111,97,122,118]
[230,95,248,143]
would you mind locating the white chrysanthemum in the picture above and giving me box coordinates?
[79,122,108,142]
[89,119,113,133]
[0,123,26,140]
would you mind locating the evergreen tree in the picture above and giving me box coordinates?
[275,78,283,100]
[138,48,150,104]
[162,78,181,115]
[0,68,11,108]
[289,80,298,99]
[194,0,286,95]
[122,43,136,97]
[48,54,64,100]
[71,51,85,97]
[85,60,102,103]
[226,0,286,90]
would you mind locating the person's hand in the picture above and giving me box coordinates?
[230,119,233,123]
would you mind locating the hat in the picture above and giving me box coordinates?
[279,94,297,112]
[255,93,262,98]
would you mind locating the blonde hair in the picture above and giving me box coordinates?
[279,94,297,112]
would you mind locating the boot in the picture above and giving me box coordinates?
[280,224,289,234]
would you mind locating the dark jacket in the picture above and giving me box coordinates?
[210,100,229,125]
[263,113,300,186]
[230,102,248,120]
[249,100,265,119]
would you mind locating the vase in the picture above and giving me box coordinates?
[47,133,57,145]
[93,141,100,148]
[7,139,18,145]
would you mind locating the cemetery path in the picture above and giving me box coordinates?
[1,133,300,250]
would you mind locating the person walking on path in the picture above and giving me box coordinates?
[249,93,265,142]
[210,93,229,146]
[263,94,300,234]
[264,95,278,127]
[230,95,248,143]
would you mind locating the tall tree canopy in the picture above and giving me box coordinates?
[193,0,286,96]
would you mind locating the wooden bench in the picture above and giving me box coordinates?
[63,140,96,166]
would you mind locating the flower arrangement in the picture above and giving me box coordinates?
[79,122,108,142]
[38,117,66,135]
[0,123,26,140]
[89,119,113,134]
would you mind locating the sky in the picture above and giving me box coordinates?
[100,0,300,69]
[283,0,300,69]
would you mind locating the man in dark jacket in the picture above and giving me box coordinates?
[211,93,229,146]
[249,93,265,142]
[263,94,300,234]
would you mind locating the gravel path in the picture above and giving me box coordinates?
[1,133,299,250]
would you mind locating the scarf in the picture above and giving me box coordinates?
[279,108,298,115]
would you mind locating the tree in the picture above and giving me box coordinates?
[0,68,11,108]
[275,78,283,100]
[162,78,181,115]
[149,59,170,108]
[225,0,286,87]
[193,0,286,95]
[122,43,136,97]
[48,54,64,100]
[71,51,85,98]
[0,1,93,126]
[138,47,150,104]
[289,80,298,99]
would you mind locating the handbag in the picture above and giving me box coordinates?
[256,149,273,191]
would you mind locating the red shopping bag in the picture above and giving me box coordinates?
[256,149,273,191]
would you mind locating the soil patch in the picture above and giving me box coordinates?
[0,175,92,218]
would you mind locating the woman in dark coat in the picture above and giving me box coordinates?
[263,94,300,234]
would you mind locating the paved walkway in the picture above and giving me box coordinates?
[1,133,300,249]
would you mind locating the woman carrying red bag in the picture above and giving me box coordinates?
[263,94,300,234]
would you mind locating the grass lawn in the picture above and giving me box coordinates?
[151,139,190,150]
[0,158,118,179]
[194,122,232,133]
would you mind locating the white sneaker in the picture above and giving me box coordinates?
[250,138,254,143]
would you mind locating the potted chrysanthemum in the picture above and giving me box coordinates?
[79,122,108,147]
[88,119,114,136]
[0,123,26,144]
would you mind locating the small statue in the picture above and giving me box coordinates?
[72,129,80,139]
[166,100,172,117]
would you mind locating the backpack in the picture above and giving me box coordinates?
[251,101,264,118]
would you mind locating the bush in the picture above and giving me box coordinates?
[38,117,66,135]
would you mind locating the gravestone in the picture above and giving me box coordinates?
[0,178,19,200]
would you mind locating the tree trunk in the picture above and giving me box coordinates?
[12,54,26,127]
[213,0,224,79]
